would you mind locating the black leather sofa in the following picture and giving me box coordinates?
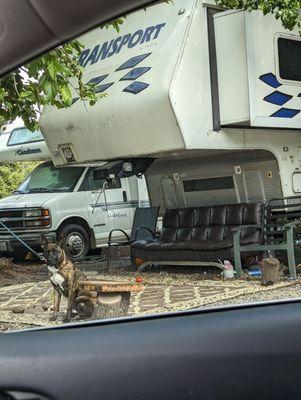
[132,203,264,270]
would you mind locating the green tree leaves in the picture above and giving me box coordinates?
[47,62,58,81]
[216,0,301,33]
[0,162,38,198]
[0,18,125,132]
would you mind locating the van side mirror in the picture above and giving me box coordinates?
[93,169,108,180]
[105,176,121,189]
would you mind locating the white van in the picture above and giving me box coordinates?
[0,128,149,260]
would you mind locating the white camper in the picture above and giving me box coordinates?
[0,127,149,260]
[0,127,50,162]
[40,0,301,207]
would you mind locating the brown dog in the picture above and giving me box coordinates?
[42,236,86,322]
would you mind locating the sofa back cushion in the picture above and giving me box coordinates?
[160,203,263,244]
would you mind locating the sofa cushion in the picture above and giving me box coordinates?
[172,239,233,251]
[132,246,233,263]
[133,239,175,250]
[133,239,233,251]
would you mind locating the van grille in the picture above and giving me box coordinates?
[0,210,23,218]
[0,209,24,229]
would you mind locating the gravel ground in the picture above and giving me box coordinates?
[1,256,301,332]
[204,282,301,308]
[0,322,37,331]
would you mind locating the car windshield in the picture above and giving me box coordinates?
[1,0,301,335]
[16,162,84,193]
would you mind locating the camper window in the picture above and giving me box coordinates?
[7,127,44,146]
[278,37,301,82]
[183,176,234,192]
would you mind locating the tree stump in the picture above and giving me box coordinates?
[93,292,131,319]
[75,280,143,320]
[261,257,280,286]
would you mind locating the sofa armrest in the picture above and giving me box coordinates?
[232,224,263,248]
[284,220,301,229]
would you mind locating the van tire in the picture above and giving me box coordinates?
[58,224,89,261]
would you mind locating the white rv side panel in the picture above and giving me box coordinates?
[170,4,213,147]
[40,0,198,165]
[214,11,249,125]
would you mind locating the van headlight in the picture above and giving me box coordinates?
[24,209,43,217]
[25,220,44,227]
[24,208,51,227]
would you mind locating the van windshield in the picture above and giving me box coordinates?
[15,162,84,194]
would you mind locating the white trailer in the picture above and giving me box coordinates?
[39,0,301,209]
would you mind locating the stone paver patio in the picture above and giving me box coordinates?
[0,273,298,328]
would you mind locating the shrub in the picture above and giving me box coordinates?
[0,162,39,198]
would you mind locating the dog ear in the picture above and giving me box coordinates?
[41,235,49,250]
[57,234,65,249]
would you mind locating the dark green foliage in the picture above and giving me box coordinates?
[0,18,126,132]
[216,0,301,33]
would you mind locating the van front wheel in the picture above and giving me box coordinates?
[58,224,89,261]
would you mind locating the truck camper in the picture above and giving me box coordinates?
[39,0,301,208]
[0,127,149,260]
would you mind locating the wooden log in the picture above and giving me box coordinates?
[261,257,280,286]
[78,279,144,293]
[92,292,131,319]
